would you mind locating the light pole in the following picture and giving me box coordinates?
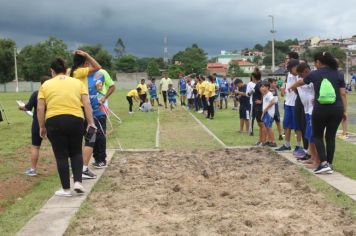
[346,50,350,84]
[14,47,19,93]
[268,15,276,76]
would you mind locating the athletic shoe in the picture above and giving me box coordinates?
[314,163,332,174]
[255,141,263,147]
[92,162,107,169]
[297,154,311,161]
[293,147,306,158]
[129,112,134,114]
[278,135,283,141]
[267,142,277,148]
[249,132,254,136]
[73,182,85,194]
[55,189,72,197]
[338,134,349,140]
[25,168,37,177]
[262,142,270,147]
[275,145,291,152]
[82,168,97,179]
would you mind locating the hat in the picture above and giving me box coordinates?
[287,59,300,71]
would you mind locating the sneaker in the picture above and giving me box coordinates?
[82,168,97,179]
[249,132,254,136]
[297,154,311,161]
[278,135,283,141]
[129,111,134,114]
[275,145,291,152]
[262,142,270,147]
[73,182,85,194]
[314,163,332,174]
[92,162,107,169]
[25,168,37,177]
[268,142,277,148]
[55,189,72,197]
[255,141,262,147]
[293,147,306,158]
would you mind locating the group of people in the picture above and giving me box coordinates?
[19,50,116,197]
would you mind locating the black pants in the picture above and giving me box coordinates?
[295,94,308,149]
[127,96,133,112]
[312,106,343,164]
[207,97,215,118]
[139,94,147,107]
[162,91,167,105]
[93,116,107,164]
[202,95,208,111]
[46,115,84,189]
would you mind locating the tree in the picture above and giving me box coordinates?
[167,64,184,79]
[253,55,262,65]
[228,62,247,77]
[18,36,71,81]
[79,44,113,71]
[147,59,161,76]
[303,46,346,68]
[114,37,125,58]
[254,43,264,52]
[114,54,138,73]
[172,43,208,75]
[0,38,16,83]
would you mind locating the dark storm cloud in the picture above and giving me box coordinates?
[0,0,355,56]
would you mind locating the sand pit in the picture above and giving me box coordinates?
[66,149,356,235]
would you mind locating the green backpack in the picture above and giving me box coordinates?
[318,78,336,104]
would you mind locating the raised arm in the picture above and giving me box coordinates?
[75,50,102,74]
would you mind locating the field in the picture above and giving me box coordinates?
[1,89,356,235]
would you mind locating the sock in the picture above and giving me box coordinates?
[285,141,291,147]
[83,165,88,171]
[296,141,302,147]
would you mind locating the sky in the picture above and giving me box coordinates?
[0,0,355,57]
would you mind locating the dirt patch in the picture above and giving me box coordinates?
[66,149,356,235]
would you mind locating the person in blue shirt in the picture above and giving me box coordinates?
[148,78,162,106]
[235,79,250,133]
[167,84,179,111]
[213,74,221,109]
[178,73,187,106]
[220,76,229,109]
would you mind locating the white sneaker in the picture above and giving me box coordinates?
[73,182,85,194]
[129,111,134,114]
[55,189,72,197]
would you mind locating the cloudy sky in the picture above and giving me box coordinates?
[0,0,355,57]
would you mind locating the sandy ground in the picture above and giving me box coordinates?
[66,149,356,236]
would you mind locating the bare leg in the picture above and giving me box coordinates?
[284,128,291,143]
[240,119,244,132]
[31,145,40,170]
[245,120,250,133]
[83,146,93,166]
[258,122,266,143]
[267,128,275,143]
[276,121,282,136]
[296,130,302,144]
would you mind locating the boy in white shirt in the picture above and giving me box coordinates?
[260,81,278,147]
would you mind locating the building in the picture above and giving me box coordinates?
[289,45,305,54]
[218,50,255,65]
[206,63,228,76]
[231,60,257,74]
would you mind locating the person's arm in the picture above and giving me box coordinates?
[81,94,95,128]
[75,50,102,74]
[100,85,115,103]
[263,98,277,114]
[20,92,36,111]
[288,79,305,92]
[340,88,348,121]
[37,99,47,138]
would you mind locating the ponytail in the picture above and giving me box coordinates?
[313,51,338,70]
[70,53,86,77]
[251,67,261,81]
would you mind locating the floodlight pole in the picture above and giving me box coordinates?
[345,50,349,84]
[269,15,276,77]
[14,47,19,93]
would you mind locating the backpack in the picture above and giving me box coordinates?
[318,78,336,104]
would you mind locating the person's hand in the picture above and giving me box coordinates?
[75,50,88,57]
[343,112,348,121]
[18,106,25,111]
[99,96,106,104]
[87,123,97,130]
[256,99,262,104]
[40,127,47,139]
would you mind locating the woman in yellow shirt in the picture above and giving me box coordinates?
[207,75,216,119]
[137,79,148,107]
[37,58,95,197]
[127,88,142,113]
[199,76,208,113]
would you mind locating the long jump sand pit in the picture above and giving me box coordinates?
[66,149,356,235]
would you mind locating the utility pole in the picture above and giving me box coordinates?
[346,50,349,84]
[269,15,276,76]
[163,34,168,64]
[14,47,19,93]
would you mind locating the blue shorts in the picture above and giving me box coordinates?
[304,114,314,143]
[150,93,157,100]
[239,106,250,120]
[169,98,176,104]
[283,105,296,130]
[180,90,187,96]
[220,92,228,99]
[263,113,274,128]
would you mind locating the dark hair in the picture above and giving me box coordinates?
[201,76,205,81]
[150,77,155,81]
[141,79,145,83]
[40,75,51,85]
[268,78,276,83]
[296,63,311,74]
[208,75,215,82]
[70,53,86,77]
[313,51,338,70]
[261,80,270,88]
[288,52,299,60]
[50,58,67,74]
[251,67,261,81]
[136,87,142,92]
[234,78,243,85]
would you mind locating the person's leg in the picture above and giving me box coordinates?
[127,96,133,112]
[207,98,211,118]
[30,146,40,170]
[325,109,343,164]
[312,109,328,163]
[96,116,107,164]
[67,116,84,184]
[210,97,215,118]
[162,91,167,108]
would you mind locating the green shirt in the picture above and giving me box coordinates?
[160,77,173,91]
[100,69,115,94]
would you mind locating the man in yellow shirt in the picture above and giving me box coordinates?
[159,73,173,108]
[127,88,141,114]
[207,75,216,119]
[137,79,148,107]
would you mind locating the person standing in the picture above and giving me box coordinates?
[289,52,347,174]
[137,79,148,107]
[178,73,187,106]
[220,76,229,109]
[206,76,216,119]
[37,58,95,197]
[19,76,51,176]
[159,73,173,108]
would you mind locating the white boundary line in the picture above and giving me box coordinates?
[184,107,227,148]
[155,107,160,149]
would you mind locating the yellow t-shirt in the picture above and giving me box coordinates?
[160,78,173,91]
[38,75,87,120]
[199,81,206,95]
[204,81,211,97]
[127,89,139,98]
[137,84,148,95]
[208,83,216,97]
[70,67,90,93]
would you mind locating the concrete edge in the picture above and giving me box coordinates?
[155,107,160,149]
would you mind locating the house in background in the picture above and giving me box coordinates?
[206,63,228,76]
[231,60,257,74]
[217,50,255,65]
